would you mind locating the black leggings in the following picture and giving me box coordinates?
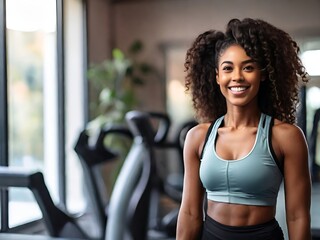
[201,214,284,240]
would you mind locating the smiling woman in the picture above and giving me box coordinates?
[176,18,311,240]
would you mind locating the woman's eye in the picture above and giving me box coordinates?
[244,65,254,71]
[222,66,232,71]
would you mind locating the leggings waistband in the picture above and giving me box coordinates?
[202,214,284,240]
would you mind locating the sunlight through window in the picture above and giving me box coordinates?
[301,50,320,76]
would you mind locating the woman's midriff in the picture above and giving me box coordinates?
[207,200,276,226]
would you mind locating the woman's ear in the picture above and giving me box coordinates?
[216,69,220,84]
[261,70,267,82]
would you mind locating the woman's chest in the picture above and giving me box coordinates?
[216,127,258,160]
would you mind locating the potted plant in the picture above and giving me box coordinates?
[87,40,155,133]
[85,40,156,192]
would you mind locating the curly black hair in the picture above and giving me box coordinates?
[185,18,309,123]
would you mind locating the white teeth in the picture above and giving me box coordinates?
[230,87,247,92]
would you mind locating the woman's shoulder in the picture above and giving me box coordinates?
[272,118,307,154]
[184,122,213,157]
[187,122,212,139]
[272,119,305,138]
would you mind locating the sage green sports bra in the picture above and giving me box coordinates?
[199,113,283,206]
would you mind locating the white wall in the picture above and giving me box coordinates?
[87,0,113,63]
[112,0,320,48]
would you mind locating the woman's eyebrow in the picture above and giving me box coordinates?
[220,59,255,66]
[220,61,233,66]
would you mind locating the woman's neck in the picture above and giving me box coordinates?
[224,107,261,128]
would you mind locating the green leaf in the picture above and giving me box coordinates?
[128,40,143,54]
[132,76,144,85]
[139,63,153,74]
[112,48,124,60]
[126,66,134,76]
[99,88,112,103]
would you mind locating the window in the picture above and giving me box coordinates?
[64,0,88,214]
[6,0,58,227]
[164,44,194,129]
[0,0,87,231]
[301,39,320,232]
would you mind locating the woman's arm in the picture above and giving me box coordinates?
[176,124,209,240]
[275,123,311,240]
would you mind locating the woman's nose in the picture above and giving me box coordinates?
[232,69,244,81]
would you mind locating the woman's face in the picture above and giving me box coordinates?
[216,44,263,109]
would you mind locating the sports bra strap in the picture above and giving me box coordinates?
[268,117,284,175]
[200,119,217,160]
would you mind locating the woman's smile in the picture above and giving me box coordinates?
[228,85,250,94]
[216,44,262,107]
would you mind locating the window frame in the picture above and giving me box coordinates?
[0,0,88,232]
[0,0,9,231]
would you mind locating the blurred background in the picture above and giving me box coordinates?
[0,0,319,239]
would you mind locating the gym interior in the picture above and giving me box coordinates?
[0,0,320,239]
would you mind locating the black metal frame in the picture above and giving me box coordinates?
[0,167,90,239]
[82,0,89,124]
[56,0,67,206]
[0,0,9,232]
